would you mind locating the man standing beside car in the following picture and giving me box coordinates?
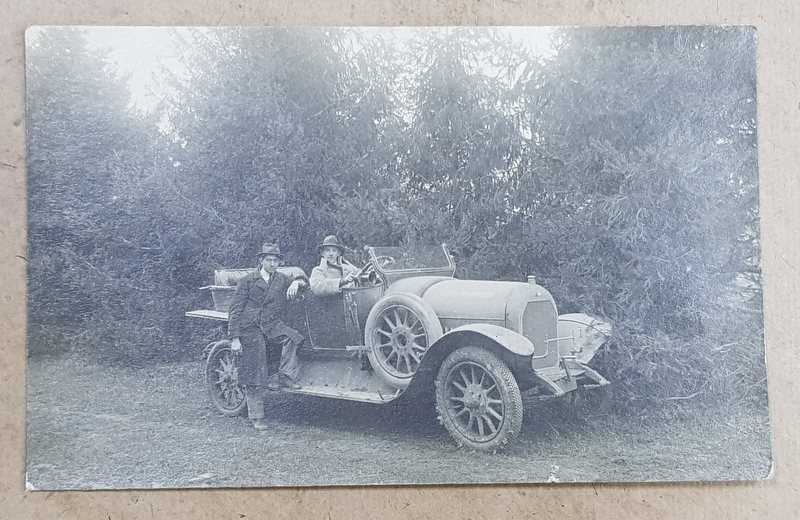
[228,243,307,430]
[309,234,360,296]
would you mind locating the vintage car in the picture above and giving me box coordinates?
[186,244,611,452]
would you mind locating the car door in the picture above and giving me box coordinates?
[304,292,353,350]
[304,284,385,350]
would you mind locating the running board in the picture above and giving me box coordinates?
[280,385,402,404]
[278,355,403,404]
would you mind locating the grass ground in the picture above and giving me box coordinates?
[25,354,772,490]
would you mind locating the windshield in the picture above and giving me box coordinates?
[368,245,453,272]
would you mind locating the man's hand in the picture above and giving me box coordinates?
[286,279,304,300]
[230,337,242,352]
[340,272,357,288]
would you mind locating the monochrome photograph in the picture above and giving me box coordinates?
[25,25,770,489]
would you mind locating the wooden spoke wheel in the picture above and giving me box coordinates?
[205,340,246,417]
[435,346,523,452]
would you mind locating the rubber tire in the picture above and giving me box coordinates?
[365,293,443,389]
[205,340,247,417]
[435,346,523,452]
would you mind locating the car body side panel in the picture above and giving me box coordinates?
[344,284,385,336]
[421,280,519,324]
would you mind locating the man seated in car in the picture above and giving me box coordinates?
[309,235,360,296]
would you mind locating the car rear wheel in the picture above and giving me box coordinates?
[435,346,523,452]
[205,340,247,417]
[365,293,443,389]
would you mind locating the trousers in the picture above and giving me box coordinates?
[238,326,301,420]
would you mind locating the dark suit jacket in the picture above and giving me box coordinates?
[227,269,306,341]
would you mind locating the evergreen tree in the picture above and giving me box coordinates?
[513,27,761,405]
[27,27,146,333]
[397,28,529,278]
[155,28,401,275]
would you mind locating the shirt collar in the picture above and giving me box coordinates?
[259,267,271,283]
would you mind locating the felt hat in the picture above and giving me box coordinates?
[258,243,284,259]
[316,235,345,253]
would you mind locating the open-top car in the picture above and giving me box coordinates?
[186,244,611,452]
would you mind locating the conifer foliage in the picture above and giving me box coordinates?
[26,27,763,411]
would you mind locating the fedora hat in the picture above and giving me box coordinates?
[316,235,346,253]
[258,243,284,259]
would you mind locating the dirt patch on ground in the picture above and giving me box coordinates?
[25,354,772,489]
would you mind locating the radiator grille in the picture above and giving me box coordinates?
[522,300,557,355]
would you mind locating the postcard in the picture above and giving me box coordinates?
[25,25,770,489]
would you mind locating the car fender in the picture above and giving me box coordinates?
[434,323,535,357]
[400,323,535,399]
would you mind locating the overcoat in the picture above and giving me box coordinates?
[228,269,306,343]
[309,258,360,297]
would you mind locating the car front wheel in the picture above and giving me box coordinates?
[435,346,523,452]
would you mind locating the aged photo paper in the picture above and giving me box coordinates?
[25,25,770,490]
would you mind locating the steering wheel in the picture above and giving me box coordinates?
[373,255,396,269]
[348,255,395,288]
[352,258,388,287]
[354,262,376,286]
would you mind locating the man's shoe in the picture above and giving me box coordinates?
[278,375,301,390]
[252,418,269,430]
